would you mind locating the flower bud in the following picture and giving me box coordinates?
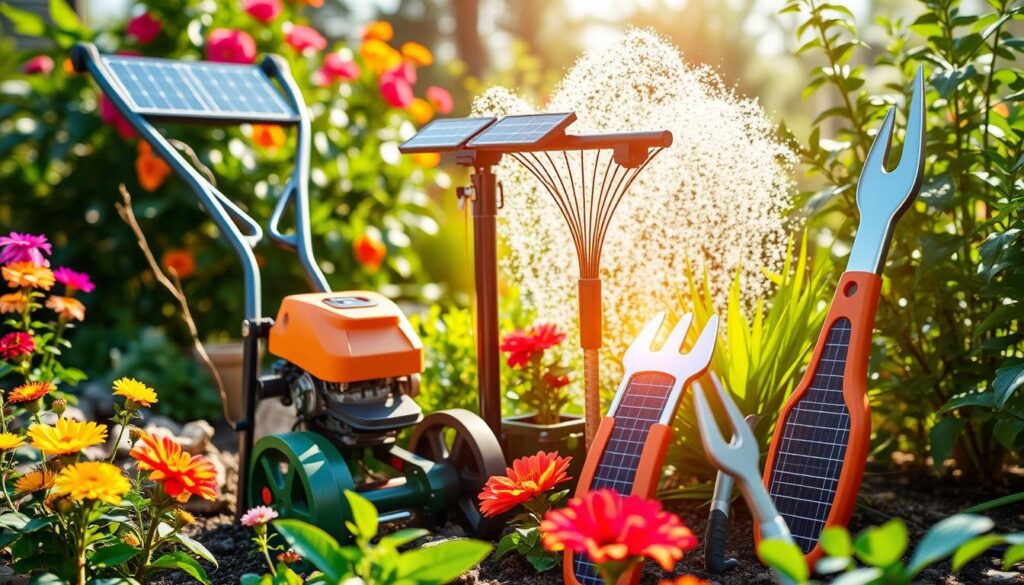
[174,509,195,529]
[128,426,145,443]
[51,399,67,416]
[121,532,141,547]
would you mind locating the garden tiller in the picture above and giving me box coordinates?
[72,43,507,542]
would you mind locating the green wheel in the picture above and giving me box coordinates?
[248,432,356,543]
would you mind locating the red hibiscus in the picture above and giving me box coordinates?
[379,68,414,108]
[126,12,162,45]
[206,29,257,64]
[243,0,281,22]
[354,233,386,272]
[500,322,567,368]
[99,94,137,139]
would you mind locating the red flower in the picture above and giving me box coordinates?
[426,86,453,114]
[0,332,34,361]
[543,372,571,389]
[354,234,386,272]
[243,0,281,22]
[99,94,137,139]
[661,577,712,585]
[540,489,697,572]
[478,451,572,517]
[500,322,566,368]
[285,24,327,52]
[161,249,196,280]
[24,56,54,75]
[379,69,414,108]
[319,52,359,83]
[130,433,219,503]
[126,12,162,45]
[206,29,256,64]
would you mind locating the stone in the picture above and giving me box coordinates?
[143,415,183,439]
[254,398,296,440]
[180,420,215,455]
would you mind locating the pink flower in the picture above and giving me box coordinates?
[426,86,454,114]
[241,505,279,527]
[23,56,54,75]
[99,94,137,139]
[206,29,257,64]
[0,332,34,361]
[285,24,327,52]
[126,12,162,45]
[379,69,414,108]
[390,62,416,86]
[243,0,281,22]
[0,232,51,266]
[53,267,95,294]
[320,52,359,82]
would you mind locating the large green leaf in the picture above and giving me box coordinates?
[0,3,46,35]
[272,520,348,583]
[396,539,492,584]
[993,362,1024,407]
[907,515,994,576]
[929,417,966,470]
[853,519,907,568]
[148,552,212,585]
[344,490,379,542]
[952,534,1004,571]
[757,538,809,583]
[90,543,140,568]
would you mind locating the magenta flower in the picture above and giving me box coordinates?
[206,29,257,64]
[320,52,359,82]
[126,12,163,45]
[241,505,279,527]
[0,332,34,361]
[0,232,51,266]
[243,0,281,22]
[379,69,414,108]
[99,94,137,139]
[426,86,454,114]
[53,267,95,294]
[285,24,327,52]
[23,56,54,75]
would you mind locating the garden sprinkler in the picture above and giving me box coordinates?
[72,43,507,543]
[703,413,758,574]
[567,312,718,585]
[761,67,926,562]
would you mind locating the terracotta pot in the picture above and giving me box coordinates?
[501,413,586,485]
[197,341,246,423]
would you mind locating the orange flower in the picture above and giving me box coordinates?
[541,489,697,573]
[479,451,573,517]
[0,292,27,314]
[660,577,711,585]
[401,41,433,66]
[362,21,393,42]
[407,98,433,124]
[45,295,85,321]
[130,433,219,503]
[135,141,171,192]
[8,381,53,404]
[353,233,386,272]
[161,249,195,279]
[359,39,402,74]
[2,262,54,290]
[411,152,440,168]
[252,124,287,150]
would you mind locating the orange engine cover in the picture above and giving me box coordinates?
[268,291,423,384]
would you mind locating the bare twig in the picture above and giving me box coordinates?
[116,184,234,425]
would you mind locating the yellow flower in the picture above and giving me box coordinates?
[362,20,393,42]
[0,292,27,314]
[411,152,440,168]
[0,432,24,451]
[8,381,53,404]
[2,262,54,290]
[407,98,433,125]
[175,509,196,527]
[121,532,141,547]
[45,295,85,321]
[251,124,287,150]
[112,377,158,407]
[28,418,108,456]
[14,468,56,493]
[53,462,129,505]
[400,41,433,66]
[359,39,402,74]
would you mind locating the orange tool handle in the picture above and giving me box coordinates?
[564,417,674,585]
[759,271,881,565]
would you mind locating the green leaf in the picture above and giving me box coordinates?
[90,543,140,568]
[0,3,46,36]
[29,574,66,585]
[853,518,907,568]
[272,564,304,585]
[148,552,212,585]
[820,526,853,557]
[48,0,81,33]
[930,417,966,470]
[907,515,994,576]
[993,363,1024,407]
[88,579,142,585]
[396,539,492,583]
[831,568,884,585]
[994,418,1024,451]
[344,490,378,542]
[1003,543,1024,569]
[272,519,347,583]
[525,551,557,572]
[963,491,1024,514]
[378,528,429,550]
[240,574,269,585]
[757,538,809,583]
[168,533,218,567]
[952,534,1004,571]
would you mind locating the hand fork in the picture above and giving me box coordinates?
[566,312,718,585]
[761,67,926,563]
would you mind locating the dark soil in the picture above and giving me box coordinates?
[159,443,1024,585]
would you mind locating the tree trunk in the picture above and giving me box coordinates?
[452,0,486,78]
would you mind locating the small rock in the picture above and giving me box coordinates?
[180,420,215,455]
[144,415,183,439]
[986,570,1021,582]
[755,572,774,583]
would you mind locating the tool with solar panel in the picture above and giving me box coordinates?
[71,42,509,543]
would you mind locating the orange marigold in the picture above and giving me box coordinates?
[660,577,712,585]
[407,98,433,125]
[0,292,27,314]
[8,381,53,404]
[130,433,219,503]
[251,124,287,150]
[161,249,195,279]
[2,262,54,290]
[478,451,572,517]
[362,20,393,42]
[400,41,433,66]
[359,39,402,74]
[45,295,85,321]
[135,141,171,192]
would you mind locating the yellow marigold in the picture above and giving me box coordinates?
[400,41,432,66]
[175,509,196,527]
[359,38,402,74]
[0,432,24,451]
[0,292,27,314]
[407,98,433,125]
[53,462,129,505]
[112,377,158,407]
[411,152,440,168]
[8,381,53,404]
[14,468,56,493]
[362,20,393,42]
[121,532,141,547]
[45,295,85,321]
[2,262,54,290]
[28,418,108,456]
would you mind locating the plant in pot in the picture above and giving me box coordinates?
[500,322,585,480]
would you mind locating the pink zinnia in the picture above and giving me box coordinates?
[53,267,95,294]
[426,86,454,114]
[390,62,416,86]
[285,24,327,52]
[0,332,34,361]
[243,0,281,22]
[99,94,137,139]
[240,505,278,527]
[23,56,54,75]
[379,69,413,108]
[126,12,162,45]
[206,29,257,64]
[0,232,51,266]
[321,52,359,82]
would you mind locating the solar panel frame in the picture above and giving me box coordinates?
[101,55,299,124]
[398,117,497,153]
[465,112,576,149]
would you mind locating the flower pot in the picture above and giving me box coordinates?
[197,341,246,423]
[501,413,586,485]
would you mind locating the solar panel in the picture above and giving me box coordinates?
[767,318,852,554]
[573,371,676,585]
[465,112,575,149]
[398,117,496,153]
[102,55,298,123]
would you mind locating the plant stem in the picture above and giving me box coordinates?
[135,502,164,581]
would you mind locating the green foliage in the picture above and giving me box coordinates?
[786,0,1024,479]
[253,491,492,585]
[409,305,479,414]
[664,234,832,492]
[493,488,570,572]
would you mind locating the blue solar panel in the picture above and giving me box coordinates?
[398,117,496,153]
[102,56,298,123]
[465,112,575,148]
